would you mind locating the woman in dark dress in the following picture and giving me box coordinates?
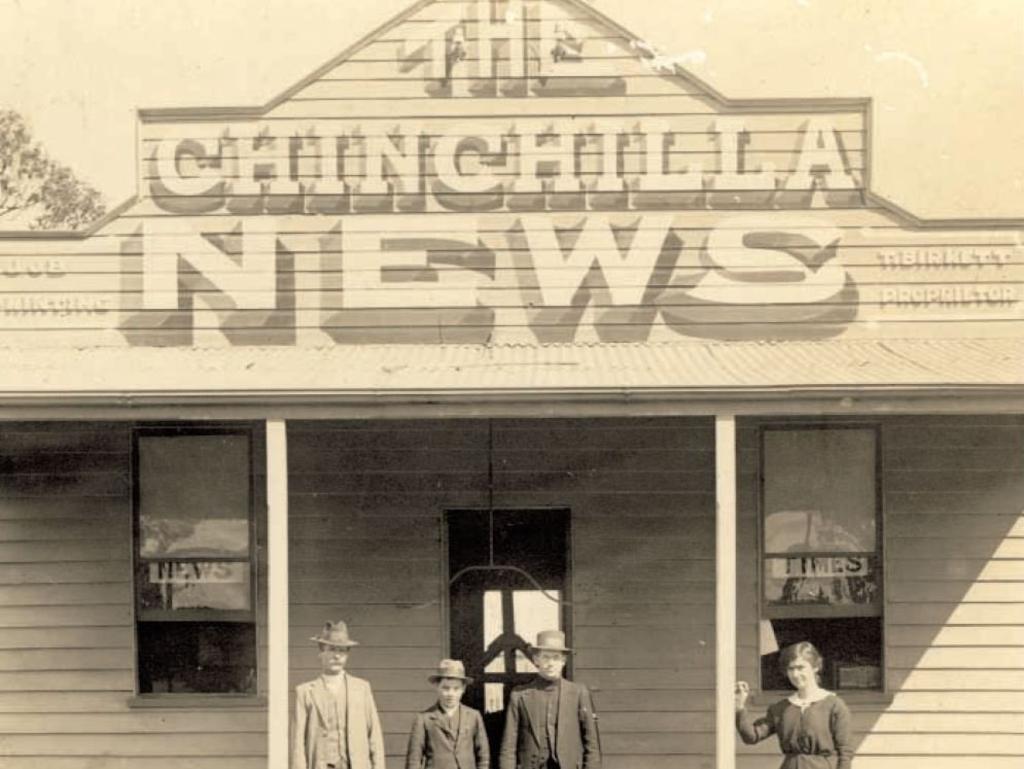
[735,641,854,769]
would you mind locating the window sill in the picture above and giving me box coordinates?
[127,694,267,709]
[749,690,895,708]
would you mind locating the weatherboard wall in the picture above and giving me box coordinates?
[0,0,1021,352]
[286,417,718,769]
[0,416,1021,768]
[0,422,269,769]
[735,415,1024,769]
[0,3,1020,769]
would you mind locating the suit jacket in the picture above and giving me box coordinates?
[406,703,490,769]
[498,677,600,769]
[292,673,387,769]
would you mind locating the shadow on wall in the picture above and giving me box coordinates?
[735,414,1024,769]
[287,417,720,769]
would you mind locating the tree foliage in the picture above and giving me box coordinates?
[0,109,106,230]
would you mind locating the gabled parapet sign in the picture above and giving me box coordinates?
[0,0,1021,348]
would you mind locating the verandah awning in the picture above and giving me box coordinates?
[0,338,1020,403]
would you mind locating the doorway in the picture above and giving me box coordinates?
[446,508,570,758]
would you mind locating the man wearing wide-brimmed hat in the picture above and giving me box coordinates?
[499,630,600,769]
[405,659,490,769]
[292,620,386,769]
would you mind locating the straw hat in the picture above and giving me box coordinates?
[428,659,473,684]
[310,620,360,649]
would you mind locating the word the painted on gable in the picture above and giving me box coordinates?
[148,117,861,216]
[395,0,626,97]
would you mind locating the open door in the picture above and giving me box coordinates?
[447,508,570,759]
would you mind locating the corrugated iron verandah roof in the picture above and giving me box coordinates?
[0,338,1020,402]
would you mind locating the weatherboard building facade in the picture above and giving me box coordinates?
[0,1,1022,768]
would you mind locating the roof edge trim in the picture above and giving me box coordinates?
[0,383,1021,407]
[0,195,140,240]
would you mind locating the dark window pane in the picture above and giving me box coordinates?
[449,509,567,588]
[447,510,491,579]
[763,555,880,608]
[137,622,256,694]
[763,429,876,554]
[138,434,250,558]
[493,510,567,585]
[760,617,882,691]
[138,561,251,611]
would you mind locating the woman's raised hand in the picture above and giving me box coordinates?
[734,680,750,711]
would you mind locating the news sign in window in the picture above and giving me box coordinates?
[133,428,256,695]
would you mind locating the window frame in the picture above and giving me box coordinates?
[130,423,258,697]
[756,422,885,693]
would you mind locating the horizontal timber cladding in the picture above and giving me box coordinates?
[286,417,717,769]
[736,415,1024,769]
[0,209,1021,347]
[1,1,1021,351]
[119,88,891,349]
[0,422,268,769]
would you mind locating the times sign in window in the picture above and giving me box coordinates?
[760,426,883,691]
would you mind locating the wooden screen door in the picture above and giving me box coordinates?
[446,509,570,759]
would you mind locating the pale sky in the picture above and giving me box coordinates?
[1,0,1022,219]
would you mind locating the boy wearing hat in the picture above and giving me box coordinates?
[499,630,600,769]
[292,620,387,769]
[405,659,489,769]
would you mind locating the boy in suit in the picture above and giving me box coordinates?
[499,630,600,769]
[292,620,387,769]
[406,659,490,769]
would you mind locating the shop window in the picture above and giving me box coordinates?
[133,427,256,694]
[759,426,883,691]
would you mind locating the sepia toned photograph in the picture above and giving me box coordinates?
[0,1,1022,767]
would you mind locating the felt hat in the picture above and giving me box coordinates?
[531,629,572,653]
[428,659,473,684]
[310,620,359,649]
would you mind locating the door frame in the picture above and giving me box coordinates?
[441,505,575,676]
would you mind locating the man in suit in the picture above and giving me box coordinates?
[406,659,490,769]
[292,620,387,769]
[499,630,601,769]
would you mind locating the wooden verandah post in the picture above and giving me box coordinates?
[267,419,290,767]
[715,414,737,769]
